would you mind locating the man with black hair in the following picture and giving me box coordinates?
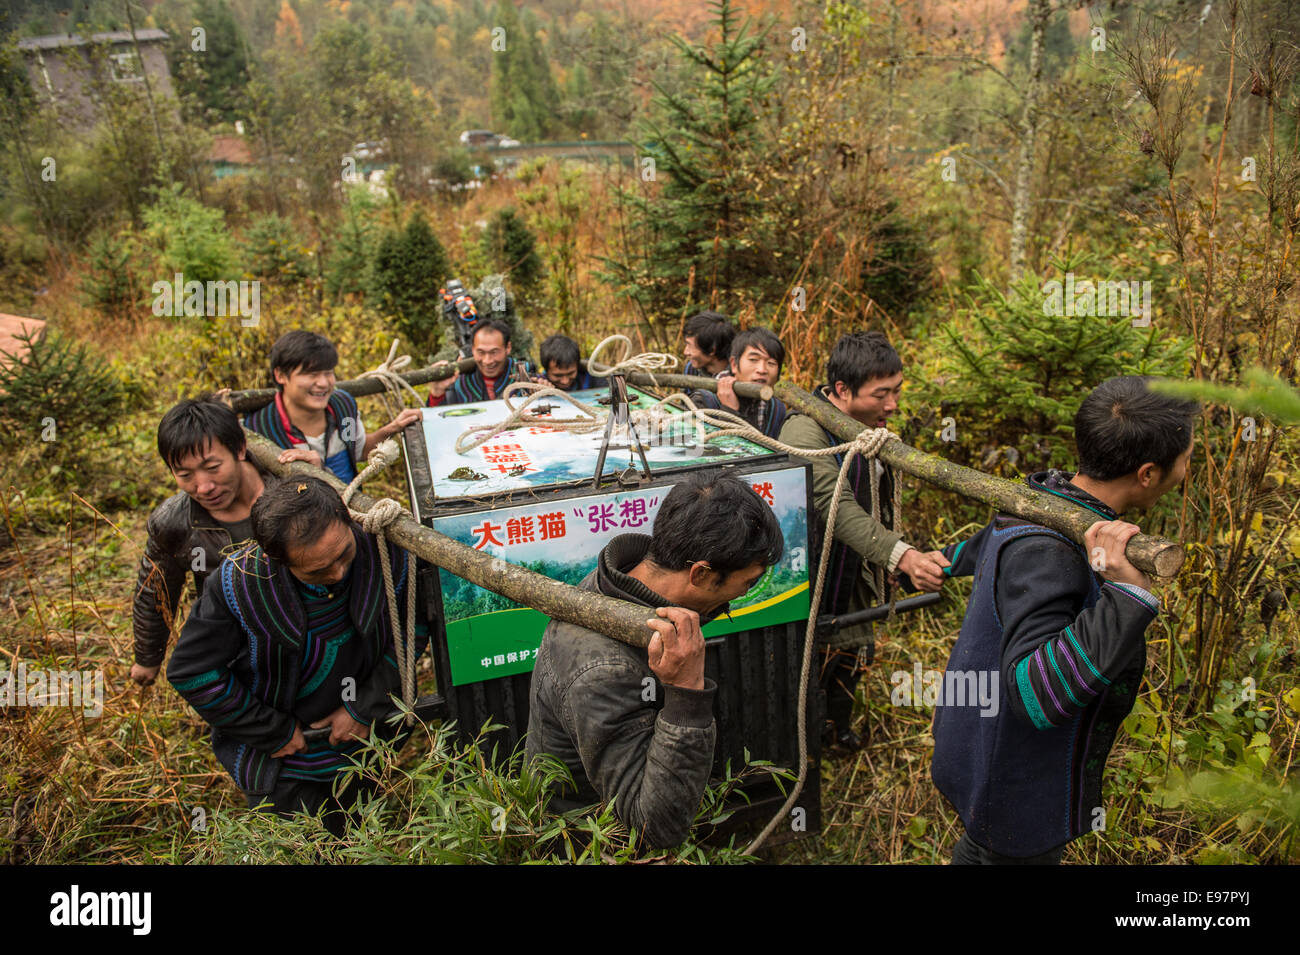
[131,399,269,686]
[930,376,1197,864]
[691,326,788,437]
[525,471,783,850]
[245,330,422,483]
[681,310,735,377]
[779,331,952,752]
[427,319,538,406]
[167,476,426,835]
[539,334,594,392]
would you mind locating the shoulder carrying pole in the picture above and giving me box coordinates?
[228,357,480,414]
[242,429,657,647]
[771,381,1185,578]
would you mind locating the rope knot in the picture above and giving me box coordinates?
[356,497,404,535]
[367,438,402,470]
[851,426,895,459]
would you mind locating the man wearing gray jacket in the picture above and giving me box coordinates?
[525,471,784,850]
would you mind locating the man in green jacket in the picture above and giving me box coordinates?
[779,331,951,752]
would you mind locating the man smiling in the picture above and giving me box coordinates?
[691,326,789,437]
[426,319,537,405]
[132,399,268,686]
[245,331,421,482]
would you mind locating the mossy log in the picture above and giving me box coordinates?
[772,381,1185,578]
[621,371,773,402]
[243,430,656,648]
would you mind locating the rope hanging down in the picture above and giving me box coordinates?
[340,439,418,725]
[714,420,902,856]
[646,390,903,854]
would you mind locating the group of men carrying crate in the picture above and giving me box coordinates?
[134,309,1197,862]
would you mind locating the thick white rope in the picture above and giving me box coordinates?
[341,439,418,724]
[728,424,900,856]
[585,333,679,379]
[355,339,425,419]
[453,383,605,455]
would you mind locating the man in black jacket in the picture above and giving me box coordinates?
[131,399,268,686]
[928,375,1198,863]
[525,471,783,850]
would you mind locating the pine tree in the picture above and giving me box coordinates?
[913,259,1191,476]
[489,0,560,141]
[368,209,451,354]
[326,188,381,300]
[0,326,124,453]
[170,0,251,123]
[599,0,775,328]
[479,208,543,297]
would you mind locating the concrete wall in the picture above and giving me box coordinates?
[22,39,176,134]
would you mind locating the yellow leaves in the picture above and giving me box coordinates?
[1250,511,1263,534]
[1283,687,1300,713]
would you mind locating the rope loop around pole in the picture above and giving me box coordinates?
[356,339,425,418]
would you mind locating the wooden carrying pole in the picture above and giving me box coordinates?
[228,357,479,413]
[771,381,1185,578]
[228,360,770,413]
[622,371,772,402]
[242,430,656,648]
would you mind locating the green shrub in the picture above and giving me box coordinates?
[239,213,311,284]
[368,208,451,354]
[325,187,381,300]
[141,183,236,285]
[0,326,125,452]
[479,207,544,296]
[79,228,144,318]
[910,258,1191,484]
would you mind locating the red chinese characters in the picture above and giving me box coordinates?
[480,441,537,475]
[471,519,503,550]
[538,511,566,541]
[506,516,536,545]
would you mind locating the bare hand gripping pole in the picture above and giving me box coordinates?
[770,381,1185,579]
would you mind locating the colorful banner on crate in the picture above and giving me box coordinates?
[433,466,810,686]
[419,385,773,499]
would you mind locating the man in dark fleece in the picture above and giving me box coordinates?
[926,375,1198,864]
[524,470,783,851]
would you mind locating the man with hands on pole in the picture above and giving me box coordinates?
[525,471,783,851]
[928,375,1198,864]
